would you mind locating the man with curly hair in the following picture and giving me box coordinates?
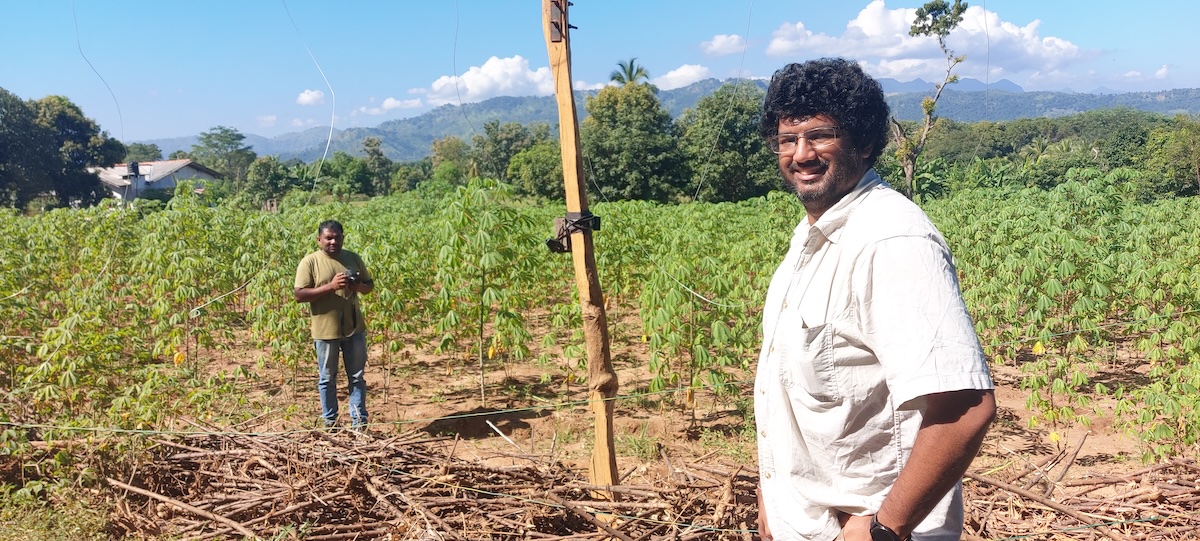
[753,58,996,541]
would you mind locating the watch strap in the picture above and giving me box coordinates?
[870,515,906,541]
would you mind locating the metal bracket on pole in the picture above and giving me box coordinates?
[545,211,600,253]
[548,0,576,43]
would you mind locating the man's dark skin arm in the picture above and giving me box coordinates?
[294,272,373,303]
[840,388,997,540]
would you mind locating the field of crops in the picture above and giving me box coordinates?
[2,175,1199,468]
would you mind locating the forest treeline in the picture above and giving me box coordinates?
[2,80,1198,212]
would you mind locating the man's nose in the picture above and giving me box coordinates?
[788,137,817,159]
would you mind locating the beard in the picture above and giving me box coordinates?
[786,149,868,218]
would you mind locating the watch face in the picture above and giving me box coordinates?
[870,522,902,541]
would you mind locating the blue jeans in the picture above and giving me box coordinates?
[314,331,368,427]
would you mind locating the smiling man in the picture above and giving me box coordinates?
[294,220,375,430]
[753,58,996,541]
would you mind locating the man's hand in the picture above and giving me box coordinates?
[756,485,772,540]
[838,513,872,541]
[331,272,350,290]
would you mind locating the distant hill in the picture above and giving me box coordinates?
[143,78,1200,163]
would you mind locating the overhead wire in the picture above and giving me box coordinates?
[281,0,337,197]
[72,0,123,143]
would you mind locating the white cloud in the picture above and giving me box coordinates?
[1122,70,1144,79]
[291,118,317,128]
[296,89,325,106]
[573,80,609,91]
[1155,65,1169,79]
[763,0,1099,91]
[354,97,423,116]
[419,55,554,106]
[702,34,745,56]
[256,115,277,128]
[653,64,711,90]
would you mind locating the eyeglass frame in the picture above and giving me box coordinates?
[766,126,844,154]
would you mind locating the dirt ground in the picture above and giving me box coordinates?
[159,303,1200,540]
[223,307,1149,485]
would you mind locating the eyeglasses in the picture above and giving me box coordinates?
[766,127,842,154]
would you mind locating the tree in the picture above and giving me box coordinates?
[124,143,163,163]
[610,57,650,86]
[362,137,394,196]
[581,83,686,202]
[470,121,549,183]
[676,83,776,202]
[322,151,370,199]
[891,0,968,199]
[243,155,295,206]
[31,95,125,207]
[430,135,473,177]
[190,126,255,190]
[506,139,564,200]
[1142,115,1200,197]
[391,158,433,193]
[0,88,55,208]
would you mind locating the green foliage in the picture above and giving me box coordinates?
[676,82,777,202]
[1141,114,1200,197]
[190,126,256,188]
[470,121,550,183]
[506,139,565,200]
[0,90,121,208]
[362,136,395,196]
[581,84,686,202]
[433,178,537,403]
[122,143,162,163]
[610,57,650,87]
[891,1,968,198]
[3,160,1200,520]
[929,180,1200,456]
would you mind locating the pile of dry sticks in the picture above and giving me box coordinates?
[105,425,1198,540]
[107,424,759,540]
[962,437,1200,541]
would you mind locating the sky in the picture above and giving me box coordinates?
[3,1,1198,142]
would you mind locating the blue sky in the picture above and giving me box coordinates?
[3,1,1197,142]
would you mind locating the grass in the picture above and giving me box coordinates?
[0,488,109,541]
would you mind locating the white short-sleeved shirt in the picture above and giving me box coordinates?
[754,170,993,541]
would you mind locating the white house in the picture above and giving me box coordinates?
[91,159,221,200]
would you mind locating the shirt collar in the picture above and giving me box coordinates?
[806,169,884,243]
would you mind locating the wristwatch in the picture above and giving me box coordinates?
[870,515,907,541]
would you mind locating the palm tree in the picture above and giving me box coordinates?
[610,57,649,86]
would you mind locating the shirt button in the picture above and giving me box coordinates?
[769,346,775,353]
[781,302,788,309]
[760,430,767,438]
[764,472,772,479]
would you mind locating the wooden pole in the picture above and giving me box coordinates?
[542,0,620,492]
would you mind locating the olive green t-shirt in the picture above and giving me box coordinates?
[294,249,371,340]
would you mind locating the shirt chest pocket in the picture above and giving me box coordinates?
[778,321,842,403]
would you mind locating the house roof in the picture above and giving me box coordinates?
[91,159,222,188]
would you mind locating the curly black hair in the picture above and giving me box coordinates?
[759,58,891,166]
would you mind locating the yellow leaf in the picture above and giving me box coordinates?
[1032,341,1045,355]
[173,351,186,366]
[642,334,648,343]
[686,388,695,407]
[1049,431,1061,443]
[487,346,496,360]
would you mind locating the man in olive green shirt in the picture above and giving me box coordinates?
[294,220,374,429]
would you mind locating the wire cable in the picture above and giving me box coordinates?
[281,0,336,196]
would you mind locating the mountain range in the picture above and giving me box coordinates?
[143,78,1200,163]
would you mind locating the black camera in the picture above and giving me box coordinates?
[344,269,362,285]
